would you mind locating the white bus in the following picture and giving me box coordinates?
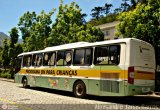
[15,38,155,98]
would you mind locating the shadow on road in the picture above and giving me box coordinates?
[21,86,160,106]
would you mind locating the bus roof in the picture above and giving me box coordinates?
[45,42,90,50]
[18,38,152,56]
[18,50,44,56]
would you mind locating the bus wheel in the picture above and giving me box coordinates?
[22,77,29,88]
[73,81,86,98]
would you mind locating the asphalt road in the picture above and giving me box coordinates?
[0,79,160,110]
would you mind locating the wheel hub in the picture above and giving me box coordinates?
[76,84,83,96]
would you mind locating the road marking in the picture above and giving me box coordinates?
[0,98,32,110]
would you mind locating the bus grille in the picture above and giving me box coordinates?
[100,80,119,93]
[100,73,120,93]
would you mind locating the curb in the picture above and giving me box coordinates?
[0,78,14,83]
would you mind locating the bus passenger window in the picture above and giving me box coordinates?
[23,55,32,67]
[32,53,43,67]
[48,53,55,65]
[37,57,42,66]
[85,49,92,65]
[74,48,92,65]
[56,51,72,66]
[57,51,65,65]
[32,55,38,66]
[43,52,55,66]
[65,52,72,65]
[94,45,120,65]
[109,45,120,65]
[43,54,49,65]
[74,49,85,65]
[94,46,109,65]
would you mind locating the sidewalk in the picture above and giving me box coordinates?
[0,78,14,83]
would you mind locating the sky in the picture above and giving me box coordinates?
[0,0,122,36]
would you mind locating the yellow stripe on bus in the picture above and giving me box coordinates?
[19,69,155,80]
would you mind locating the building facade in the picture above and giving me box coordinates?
[96,21,120,40]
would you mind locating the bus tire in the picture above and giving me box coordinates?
[22,77,29,88]
[73,81,86,98]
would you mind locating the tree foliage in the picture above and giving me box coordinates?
[18,12,37,41]
[116,0,160,65]
[89,2,119,26]
[8,27,23,68]
[20,0,140,51]
[90,3,113,20]
[103,3,113,16]
[88,14,118,26]
[18,1,104,49]
[18,10,55,51]
[91,7,103,20]
[0,47,2,65]
[48,1,103,46]
[121,0,130,11]
[1,39,10,69]
[89,0,147,26]
[9,27,19,47]
[0,27,23,69]
[1,1,104,69]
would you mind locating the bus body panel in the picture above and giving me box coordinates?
[125,40,155,95]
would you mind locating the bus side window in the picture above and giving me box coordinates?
[65,51,72,65]
[37,57,42,66]
[48,53,55,66]
[73,48,92,65]
[94,46,109,65]
[74,49,85,65]
[56,50,72,66]
[43,52,55,66]
[32,55,38,66]
[57,51,65,65]
[32,53,43,67]
[109,45,120,65]
[23,55,32,67]
[94,45,120,65]
[85,49,92,65]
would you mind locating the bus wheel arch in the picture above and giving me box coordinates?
[22,76,29,88]
[73,80,86,98]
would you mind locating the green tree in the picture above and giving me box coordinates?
[1,39,9,69]
[116,0,160,66]
[91,6,103,20]
[130,0,137,9]
[18,9,55,51]
[0,46,3,66]
[88,14,118,26]
[18,11,37,41]
[121,0,130,11]
[114,8,122,14]
[26,10,55,51]
[18,11,37,51]
[8,27,20,70]
[103,3,112,16]
[129,0,147,10]
[138,0,147,4]
[14,44,23,55]
[9,27,19,47]
[48,1,104,46]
